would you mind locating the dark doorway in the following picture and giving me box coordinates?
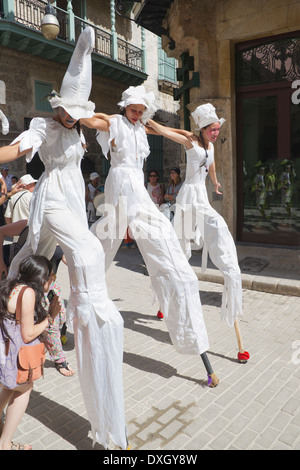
[236,33,300,247]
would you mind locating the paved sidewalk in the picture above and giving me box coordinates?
[10,245,300,451]
[191,243,300,297]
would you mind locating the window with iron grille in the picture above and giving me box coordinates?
[236,35,300,87]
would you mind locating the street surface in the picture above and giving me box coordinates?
[10,246,300,451]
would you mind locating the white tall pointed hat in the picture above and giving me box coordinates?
[49,26,95,120]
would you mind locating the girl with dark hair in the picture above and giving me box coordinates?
[164,167,183,206]
[0,255,60,450]
[160,167,183,222]
[146,169,164,206]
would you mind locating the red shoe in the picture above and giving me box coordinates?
[157,311,163,319]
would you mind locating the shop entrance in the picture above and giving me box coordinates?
[236,33,300,246]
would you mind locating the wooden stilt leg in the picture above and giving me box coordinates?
[234,319,250,362]
[201,352,219,387]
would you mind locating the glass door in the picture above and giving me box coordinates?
[237,86,300,246]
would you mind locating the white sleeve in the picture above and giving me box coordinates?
[10,118,47,162]
[95,116,119,159]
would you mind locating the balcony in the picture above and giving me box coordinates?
[0,0,147,85]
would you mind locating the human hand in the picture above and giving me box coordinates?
[48,294,61,320]
[214,182,222,195]
[10,181,26,196]
[182,129,194,140]
[95,113,112,127]
[0,177,7,194]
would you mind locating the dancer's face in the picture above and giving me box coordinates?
[58,107,78,128]
[202,122,221,143]
[125,104,146,125]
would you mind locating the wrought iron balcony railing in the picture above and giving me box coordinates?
[0,0,144,72]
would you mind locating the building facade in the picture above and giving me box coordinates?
[133,0,300,247]
[0,0,180,187]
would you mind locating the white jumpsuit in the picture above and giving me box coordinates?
[92,115,209,356]
[173,142,243,327]
[8,117,127,449]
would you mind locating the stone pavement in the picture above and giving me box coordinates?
[10,244,300,451]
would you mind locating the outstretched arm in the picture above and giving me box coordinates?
[80,113,114,132]
[0,141,32,163]
[146,120,194,149]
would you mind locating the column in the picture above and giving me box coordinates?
[110,0,117,60]
[67,0,75,43]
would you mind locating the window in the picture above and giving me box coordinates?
[35,81,53,112]
[158,37,177,84]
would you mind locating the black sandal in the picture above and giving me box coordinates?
[55,361,74,376]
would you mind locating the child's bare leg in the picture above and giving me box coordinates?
[0,383,33,450]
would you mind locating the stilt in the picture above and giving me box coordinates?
[234,319,250,362]
[201,352,219,387]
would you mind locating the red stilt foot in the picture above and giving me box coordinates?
[157,311,163,319]
[237,351,250,362]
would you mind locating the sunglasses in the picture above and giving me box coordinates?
[149,174,158,177]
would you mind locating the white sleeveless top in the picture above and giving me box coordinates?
[185,142,214,184]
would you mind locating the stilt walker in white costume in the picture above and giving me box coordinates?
[87,86,219,387]
[0,27,128,449]
[147,104,250,363]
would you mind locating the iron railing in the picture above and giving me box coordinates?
[117,37,142,71]
[74,16,112,59]
[2,0,143,71]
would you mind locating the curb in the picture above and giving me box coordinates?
[193,267,300,297]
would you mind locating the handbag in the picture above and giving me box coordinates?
[15,286,45,385]
[17,342,45,384]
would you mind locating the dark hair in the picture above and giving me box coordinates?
[148,169,159,177]
[0,255,52,343]
[169,167,182,186]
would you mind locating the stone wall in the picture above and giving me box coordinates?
[0,45,125,180]
[162,0,300,235]
[0,0,181,183]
